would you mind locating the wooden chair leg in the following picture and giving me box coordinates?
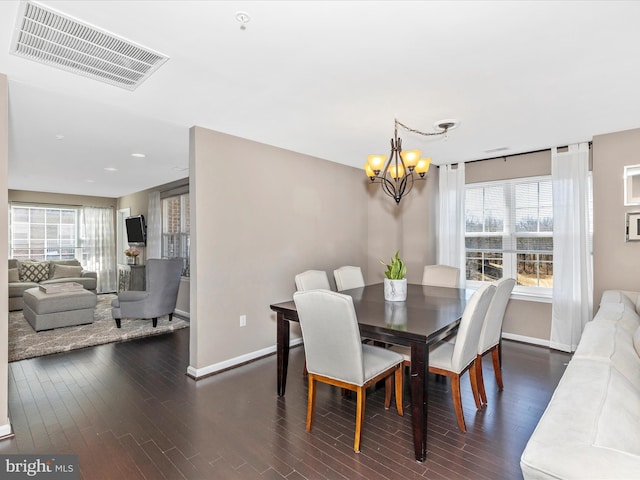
[306,375,316,432]
[450,374,466,433]
[468,361,482,410]
[476,354,488,405]
[354,386,366,452]
[152,317,158,328]
[394,367,404,416]
[491,347,504,390]
[114,318,121,328]
[384,374,392,409]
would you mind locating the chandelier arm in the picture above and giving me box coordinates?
[380,176,399,200]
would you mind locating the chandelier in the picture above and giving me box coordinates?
[365,118,457,204]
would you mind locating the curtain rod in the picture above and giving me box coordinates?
[10,201,113,209]
[437,141,593,167]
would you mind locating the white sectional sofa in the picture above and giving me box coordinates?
[520,290,640,479]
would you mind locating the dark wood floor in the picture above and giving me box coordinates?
[0,329,571,479]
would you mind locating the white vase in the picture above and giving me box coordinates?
[384,278,407,302]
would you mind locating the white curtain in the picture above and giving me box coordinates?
[80,206,116,293]
[551,143,593,352]
[437,162,466,287]
[147,191,162,259]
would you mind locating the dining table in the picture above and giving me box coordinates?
[269,282,471,462]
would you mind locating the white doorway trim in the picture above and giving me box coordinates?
[117,208,130,265]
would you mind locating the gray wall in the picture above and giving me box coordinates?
[8,190,116,209]
[0,74,9,435]
[189,127,367,373]
[593,127,640,303]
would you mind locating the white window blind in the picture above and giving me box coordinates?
[465,176,554,295]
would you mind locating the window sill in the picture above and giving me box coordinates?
[466,280,552,303]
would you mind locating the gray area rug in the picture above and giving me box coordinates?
[9,293,189,362]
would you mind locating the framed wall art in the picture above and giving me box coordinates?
[626,211,640,241]
[624,164,640,205]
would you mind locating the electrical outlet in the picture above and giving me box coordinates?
[239,314,247,327]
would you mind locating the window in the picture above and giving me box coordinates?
[10,205,80,261]
[162,193,190,277]
[465,177,553,295]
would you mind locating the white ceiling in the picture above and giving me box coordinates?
[1,0,640,198]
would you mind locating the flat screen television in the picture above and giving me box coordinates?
[125,215,147,246]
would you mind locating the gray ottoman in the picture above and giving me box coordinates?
[23,287,97,331]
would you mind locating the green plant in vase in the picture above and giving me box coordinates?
[380,251,407,301]
[381,251,407,280]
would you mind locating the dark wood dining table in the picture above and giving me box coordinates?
[269,282,471,462]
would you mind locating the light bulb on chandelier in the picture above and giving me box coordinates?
[365,118,459,204]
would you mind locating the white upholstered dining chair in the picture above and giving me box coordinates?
[422,264,460,288]
[294,270,331,291]
[429,282,496,432]
[333,266,365,292]
[293,289,404,452]
[476,277,516,404]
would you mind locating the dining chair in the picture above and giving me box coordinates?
[294,270,331,291]
[333,266,365,292]
[429,282,496,432]
[476,277,516,405]
[422,264,460,288]
[293,289,404,452]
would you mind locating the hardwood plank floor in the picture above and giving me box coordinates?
[0,329,571,479]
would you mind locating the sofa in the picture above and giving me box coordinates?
[9,259,97,311]
[520,290,640,479]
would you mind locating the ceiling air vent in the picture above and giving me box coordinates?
[10,1,169,91]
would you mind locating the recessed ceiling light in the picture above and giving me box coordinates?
[104,167,118,172]
[131,153,146,158]
[55,134,64,140]
[173,166,188,171]
[85,179,95,183]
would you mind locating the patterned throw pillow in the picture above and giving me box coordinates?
[20,261,50,283]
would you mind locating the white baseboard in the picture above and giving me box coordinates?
[174,309,190,319]
[502,332,550,348]
[0,420,13,440]
[187,337,304,379]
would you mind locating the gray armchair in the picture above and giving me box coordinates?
[111,258,183,328]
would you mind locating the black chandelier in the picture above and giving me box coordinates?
[365,118,457,204]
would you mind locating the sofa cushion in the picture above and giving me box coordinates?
[20,261,50,283]
[521,359,640,479]
[51,264,83,279]
[9,282,39,298]
[634,327,640,358]
[575,321,640,389]
[48,259,82,278]
[8,268,18,283]
[591,302,640,334]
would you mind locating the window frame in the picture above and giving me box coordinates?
[9,203,81,262]
[161,193,190,277]
[465,175,554,302]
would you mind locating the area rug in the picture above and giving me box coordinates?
[8,294,189,362]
